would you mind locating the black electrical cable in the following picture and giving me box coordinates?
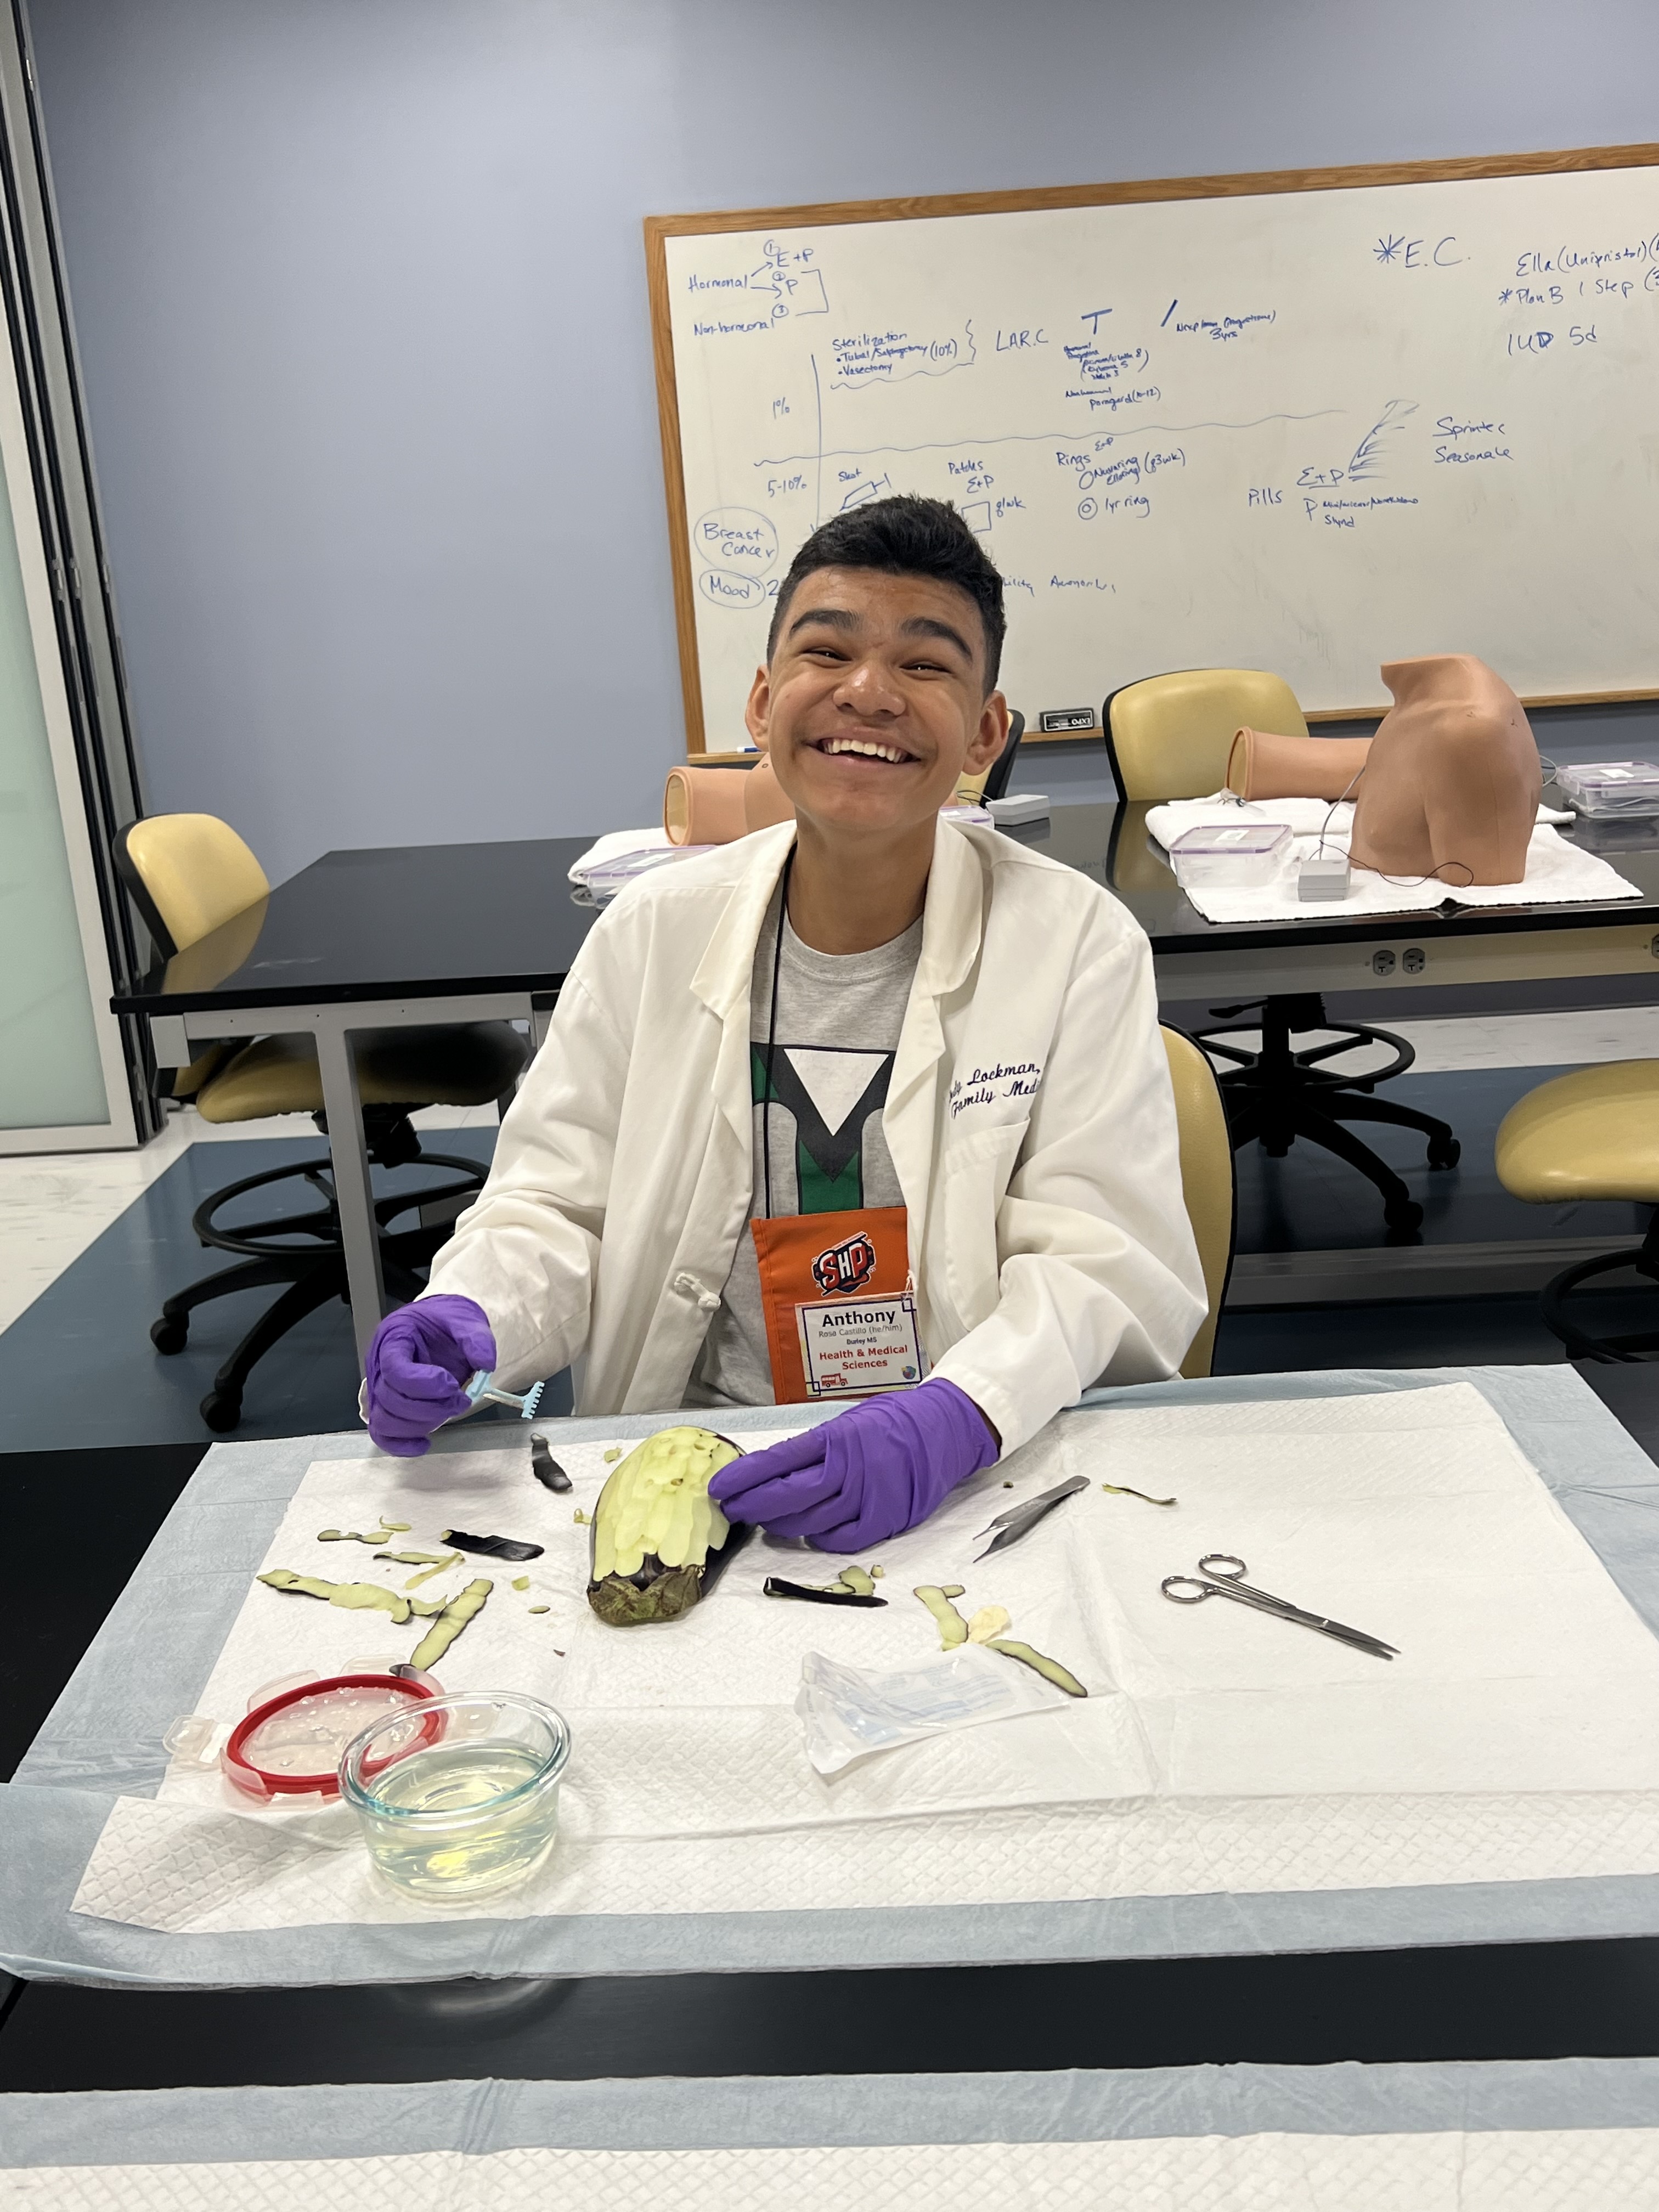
[1313,760,1368,859]
[760,845,796,1226]
[1313,762,1474,889]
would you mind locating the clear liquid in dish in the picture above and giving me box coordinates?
[358,1742,561,1902]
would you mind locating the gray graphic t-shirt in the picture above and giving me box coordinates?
[686,894,923,1408]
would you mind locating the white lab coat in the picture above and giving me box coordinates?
[425,816,1206,1454]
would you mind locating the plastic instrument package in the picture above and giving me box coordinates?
[795,1642,1069,1777]
[1553,760,1659,818]
[581,843,717,903]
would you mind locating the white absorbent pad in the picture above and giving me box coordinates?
[1144,794,1639,921]
[69,1383,1659,1936]
[566,826,673,881]
[11,2059,1659,2210]
[11,2126,1659,2210]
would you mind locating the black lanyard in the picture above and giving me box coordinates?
[760,847,795,1224]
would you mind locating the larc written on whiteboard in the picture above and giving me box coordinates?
[664,168,1659,745]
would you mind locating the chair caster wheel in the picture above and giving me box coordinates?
[150,1316,189,1355]
[201,1389,243,1433]
[1384,1199,1424,1233]
[1427,1137,1461,1169]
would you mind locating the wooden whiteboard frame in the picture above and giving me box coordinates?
[646,142,1659,755]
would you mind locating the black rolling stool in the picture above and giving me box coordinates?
[115,812,527,1430]
[1105,667,1460,1237]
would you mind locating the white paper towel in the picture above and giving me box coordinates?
[1144,794,1639,922]
[70,1386,1659,1934]
[13,2126,1659,2210]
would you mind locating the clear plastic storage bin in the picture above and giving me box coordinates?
[1554,761,1659,818]
[581,844,714,903]
[1167,821,1292,887]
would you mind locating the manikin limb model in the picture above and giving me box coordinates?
[1226,656,1538,888]
[1350,655,1539,887]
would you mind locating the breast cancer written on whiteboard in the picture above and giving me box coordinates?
[663,167,1659,746]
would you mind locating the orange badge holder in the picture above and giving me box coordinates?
[751,1205,912,1404]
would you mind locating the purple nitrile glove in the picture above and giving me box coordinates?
[707,1377,999,1552]
[365,1295,497,1458]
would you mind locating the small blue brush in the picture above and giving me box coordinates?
[464,1369,545,1420]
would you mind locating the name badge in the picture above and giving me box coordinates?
[795,1291,928,1398]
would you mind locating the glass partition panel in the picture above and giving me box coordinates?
[0,423,109,1130]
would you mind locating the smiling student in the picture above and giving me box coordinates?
[365,496,1205,1549]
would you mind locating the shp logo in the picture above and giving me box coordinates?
[811,1231,878,1296]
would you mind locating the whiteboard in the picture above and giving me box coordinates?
[652,156,1659,751]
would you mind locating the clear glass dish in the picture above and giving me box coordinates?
[338,1690,571,1904]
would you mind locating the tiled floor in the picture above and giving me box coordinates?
[0,1102,495,1335]
[0,1126,525,1450]
[1350,1005,1659,1074]
[0,1104,527,1450]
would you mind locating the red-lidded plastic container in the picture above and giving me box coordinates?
[222,1671,443,1802]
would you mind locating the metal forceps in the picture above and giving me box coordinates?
[975,1474,1088,1561]
[1160,1554,1397,1661]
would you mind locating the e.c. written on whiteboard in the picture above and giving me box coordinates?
[660,163,1658,748]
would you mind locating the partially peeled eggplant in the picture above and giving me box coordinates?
[586,1425,749,1626]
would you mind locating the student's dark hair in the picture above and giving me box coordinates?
[765,495,1007,692]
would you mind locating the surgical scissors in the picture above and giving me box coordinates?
[1160,1553,1397,1661]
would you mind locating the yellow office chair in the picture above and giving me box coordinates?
[1161,1025,1236,1378]
[953,709,1025,805]
[1106,668,1308,801]
[1107,670,1458,1238]
[1496,1060,1659,1361]
[115,814,528,1432]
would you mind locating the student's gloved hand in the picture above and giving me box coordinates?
[708,1378,999,1551]
[364,1295,496,1458]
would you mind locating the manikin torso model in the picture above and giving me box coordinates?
[1349,654,1541,887]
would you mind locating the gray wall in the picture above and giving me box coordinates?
[24,0,1659,884]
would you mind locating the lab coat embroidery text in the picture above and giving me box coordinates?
[948,1059,1045,1119]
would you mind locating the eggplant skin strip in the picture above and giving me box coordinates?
[764,1577,888,1608]
[530,1439,573,1493]
[986,1638,1088,1698]
[442,1528,545,1561]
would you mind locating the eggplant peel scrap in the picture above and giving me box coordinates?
[986,1639,1087,1698]
[259,1570,411,1626]
[442,1528,544,1562]
[911,1584,1087,1697]
[764,1562,887,1607]
[530,1435,573,1492]
[913,1585,968,1646]
[257,1568,494,1671]
[410,1579,492,1672]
